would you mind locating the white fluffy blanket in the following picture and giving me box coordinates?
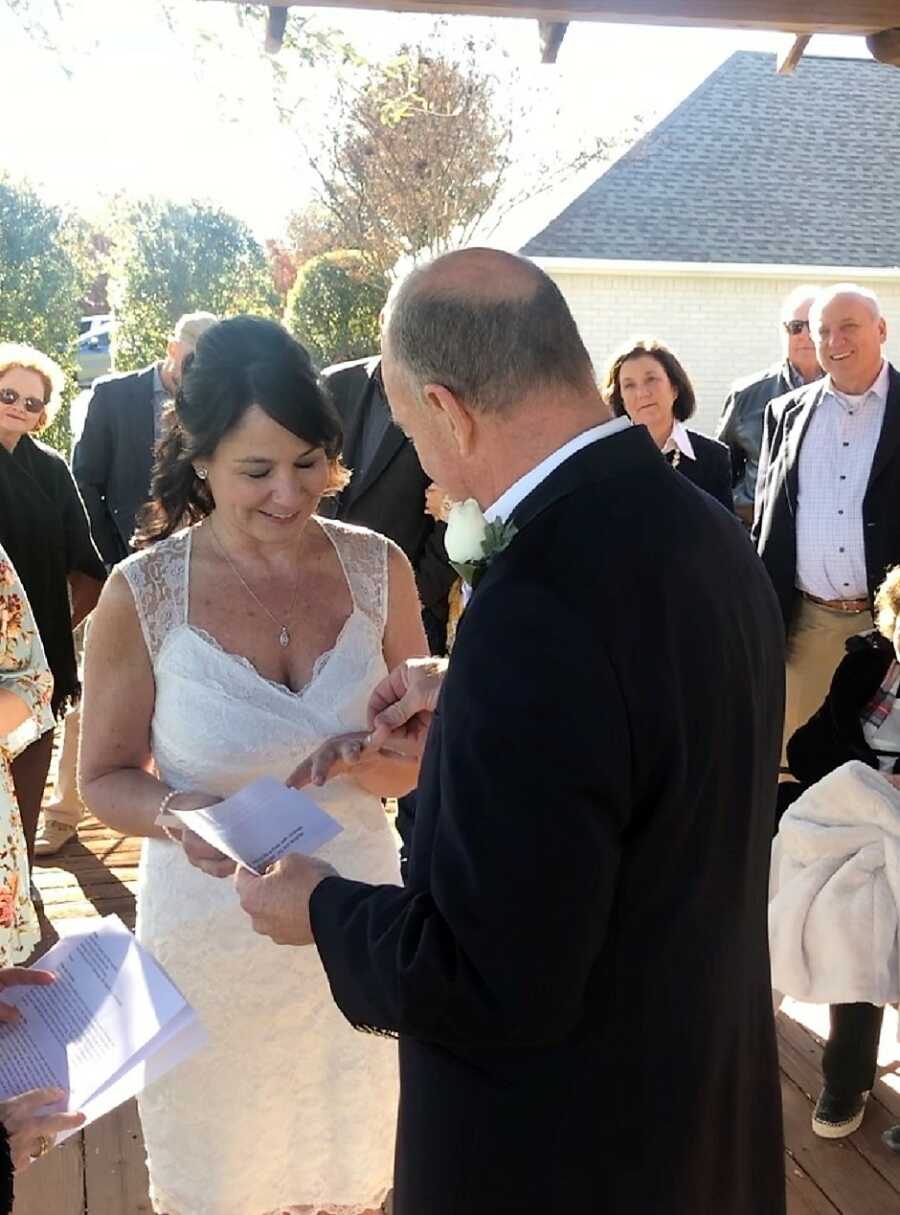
[769,761,900,1004]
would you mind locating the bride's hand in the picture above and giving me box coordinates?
[287,732,373,790]
[163,791,236,879]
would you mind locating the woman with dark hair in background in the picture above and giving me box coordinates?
[0,344,106,863]
[604,338,735,512]
[79,316,428,1215]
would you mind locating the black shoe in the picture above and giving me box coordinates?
[812,1087,868,1139]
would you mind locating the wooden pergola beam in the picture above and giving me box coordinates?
[226,0,900,36]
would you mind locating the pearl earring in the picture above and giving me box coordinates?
[196,466,208,481]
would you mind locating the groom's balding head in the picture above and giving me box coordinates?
[382,248,596,414]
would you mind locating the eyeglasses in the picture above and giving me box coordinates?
[784,320,810,336]
[0,386,46,414]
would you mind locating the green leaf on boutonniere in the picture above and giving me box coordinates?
[450,519,518,588]
[482,519,518,562]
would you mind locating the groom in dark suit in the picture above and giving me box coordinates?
[235,250,786,1214]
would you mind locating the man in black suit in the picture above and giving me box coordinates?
[321,355,455,655]
[717,286,823,525]
[234,250,786,1214]
[72,311,217,568]
[754,284,900,763]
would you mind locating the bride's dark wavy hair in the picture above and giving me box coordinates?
[135,316,349,546]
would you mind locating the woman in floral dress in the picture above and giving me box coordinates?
[0,544,53,964]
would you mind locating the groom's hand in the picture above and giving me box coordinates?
[234,853,338,946]
[367,657,447,756]
[288,731,372,789]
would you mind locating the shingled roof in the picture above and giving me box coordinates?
[522,51,900,266]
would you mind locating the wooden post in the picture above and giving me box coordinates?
[776,33,812,75]
[265,5,288,53]
[538,20,568,62]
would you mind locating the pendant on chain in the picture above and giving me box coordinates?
[279,626,291,648]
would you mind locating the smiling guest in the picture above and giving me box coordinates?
[603,338,734,512]
[754,283,900,761]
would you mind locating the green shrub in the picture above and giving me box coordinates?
[283,250,387,369]
[0,177,88,453]
[108,200,280,371]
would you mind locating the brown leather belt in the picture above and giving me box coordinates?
[801,591,869,614]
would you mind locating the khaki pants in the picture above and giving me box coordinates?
[782,596,873,767]
[41,622,87,830]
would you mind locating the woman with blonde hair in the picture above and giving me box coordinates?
[0,344,105,862]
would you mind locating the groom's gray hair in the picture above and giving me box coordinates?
[384,249,596,413]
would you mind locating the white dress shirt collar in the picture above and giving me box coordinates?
[661,420,696,462]
[484,417,631,524]
[822,359,889,409]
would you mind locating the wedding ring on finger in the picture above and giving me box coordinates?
[30,1134,52,1159]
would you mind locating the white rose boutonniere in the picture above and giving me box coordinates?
[445,498,518,589]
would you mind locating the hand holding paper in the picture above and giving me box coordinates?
[235,852,336,947]
[0,917,205,1154]
[0,967,57,1025]
[0,1087,85,1171]
[168,778,343,876]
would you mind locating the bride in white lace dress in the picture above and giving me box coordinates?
[79,318,428,1215]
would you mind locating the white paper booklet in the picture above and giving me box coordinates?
[170,777,343,874]
[0,915,206,1139]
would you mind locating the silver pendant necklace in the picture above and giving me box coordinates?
[207,521,301,648]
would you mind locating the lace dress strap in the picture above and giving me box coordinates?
[321,519,388,638]
[119,531,190,665]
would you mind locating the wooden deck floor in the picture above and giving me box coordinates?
[13,814,900,1215]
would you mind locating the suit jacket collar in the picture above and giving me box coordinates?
[456,426,660,627]
[868,364,900,490]
[780,363,900,510]
[134,364,157,468]
[783,378,829,510]
[510,424,660,536]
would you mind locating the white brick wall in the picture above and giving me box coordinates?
[542,266,900,436]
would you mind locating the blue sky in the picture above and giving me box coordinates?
[1,1,866,244]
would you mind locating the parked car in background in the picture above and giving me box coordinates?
[76,314,114,386]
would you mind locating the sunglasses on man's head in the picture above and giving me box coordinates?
[0,387,46,414]
[784,320,810,336]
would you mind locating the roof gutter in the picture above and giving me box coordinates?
[528,256,900,281]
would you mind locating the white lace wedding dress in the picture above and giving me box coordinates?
[120,519,400,1215]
